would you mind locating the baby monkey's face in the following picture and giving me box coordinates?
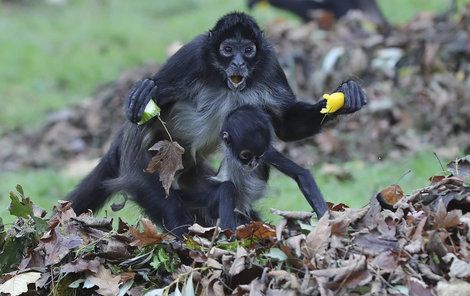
[222,131,269,169]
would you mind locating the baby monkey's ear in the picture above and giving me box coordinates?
[222,131,231,145]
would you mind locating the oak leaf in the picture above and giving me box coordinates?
[0,271,42,296]
[85,265,120,296]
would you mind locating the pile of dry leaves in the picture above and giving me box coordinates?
[0,64,157,171]
[268,6,470,164]
[0,156,469,295]
[1,6,470,171]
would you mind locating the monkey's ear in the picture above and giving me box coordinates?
[222,131,231,145]
[209,30,213,38]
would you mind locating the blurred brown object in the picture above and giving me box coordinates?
[247,0,390,34]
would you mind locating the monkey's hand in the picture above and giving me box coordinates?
[333,80,367,115]
[125,78,158,123]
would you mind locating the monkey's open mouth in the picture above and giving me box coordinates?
[228,75,246,89]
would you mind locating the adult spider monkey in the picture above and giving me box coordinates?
[182,105,328,229]
[67,12,367,236]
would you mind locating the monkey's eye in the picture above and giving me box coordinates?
[239,150,254,161]
[222,132,231,145]
[244,46,256,57]
[220,45,233,57]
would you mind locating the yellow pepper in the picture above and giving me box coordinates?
[320,92,345,114]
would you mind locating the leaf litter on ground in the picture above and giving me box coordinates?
[0,155,469,295]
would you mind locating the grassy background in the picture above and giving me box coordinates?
[0,0,465,224]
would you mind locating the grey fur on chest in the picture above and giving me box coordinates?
[167,84,281,159]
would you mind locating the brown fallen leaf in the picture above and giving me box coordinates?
[270,208,314,220]
[85,265,120,296]
[285,234,306,257]
[0,271,42,296]
[236,221,276,240]
[312,255,372,291]
[145,140,185,196]
[61,258,101,274]
[327,202,349,212]
[447,156,470,181]
[429,175,446,185]
[229,247,248,276]
[376,184,404,210]
[41,228,83,266]
[188,223,219,239]
[129,218,165,247]
[304,212,331,256]
[434,200,462,229]
[275,218,288,241]
[408,277,434,296]
[120,272,136,284]
[353,232,399,256]
[370,251,398,273]
[268,270,300,290]
[201,270,225,296]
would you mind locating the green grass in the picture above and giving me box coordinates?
[0,0,289,130]
[379,0,469,23]
[0,0,468,130]
[0,152,448,224]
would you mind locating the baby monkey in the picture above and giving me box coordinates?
[191,105,328,229]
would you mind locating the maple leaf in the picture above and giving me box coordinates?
[145,140,185,196]
[129,218,165,247]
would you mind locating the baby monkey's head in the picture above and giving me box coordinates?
[221,105,272,168]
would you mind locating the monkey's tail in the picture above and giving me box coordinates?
[67,141,121,215]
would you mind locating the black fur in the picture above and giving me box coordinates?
[67,12,365,235]
[184,105,327,230]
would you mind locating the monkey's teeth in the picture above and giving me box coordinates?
[230,75,243,85]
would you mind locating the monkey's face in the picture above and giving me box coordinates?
[222,131,268,169]
[218,37,257,91]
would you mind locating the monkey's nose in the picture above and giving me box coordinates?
[249,159,258,168]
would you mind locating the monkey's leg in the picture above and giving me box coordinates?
[67,141,120,215]
[214,181,239,230]
[265,148,328,217]
[126,174,195,237]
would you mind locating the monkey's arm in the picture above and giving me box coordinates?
[272,80,367,141]
[125,35,206,123]
[264,147,327,217]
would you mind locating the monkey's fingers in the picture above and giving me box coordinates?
[337,80,367,114]
[136,82,158,123]
[126,79,156,123]
[351,81,367,111]
[125,80,144,122]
